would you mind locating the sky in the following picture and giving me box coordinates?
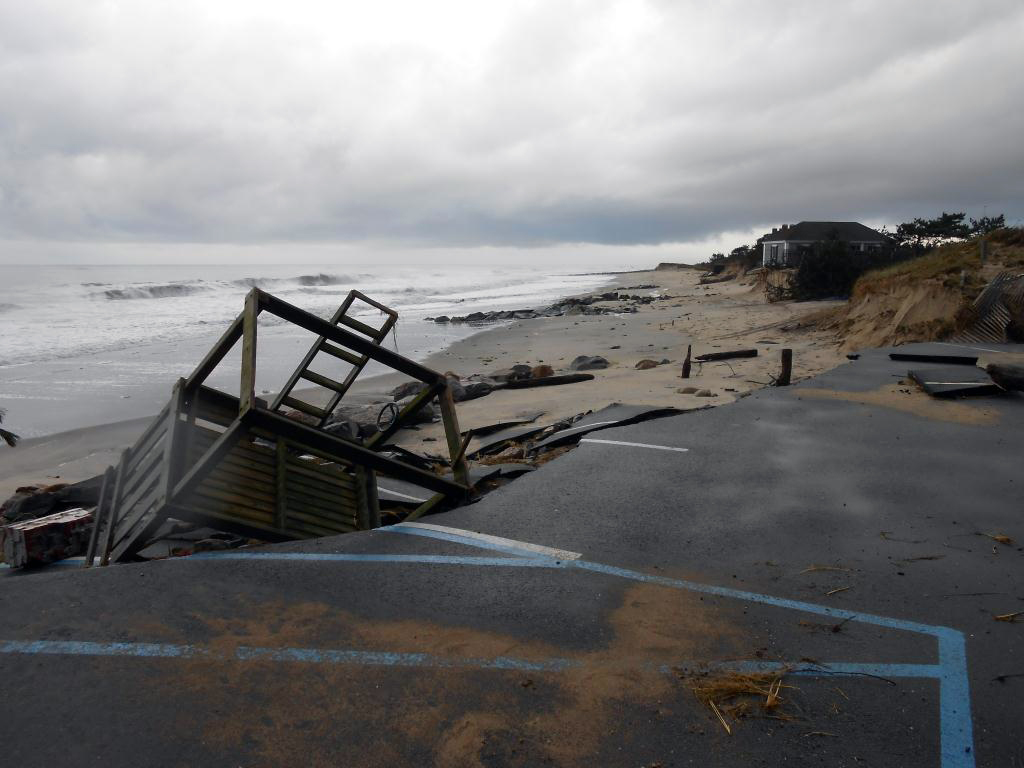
[1,0,1022,266]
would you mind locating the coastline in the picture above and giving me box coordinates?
[0,267,846,497]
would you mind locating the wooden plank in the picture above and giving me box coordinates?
[299,369,346,393]
[191,385,241,426]
[108,482,166,563]
[100,450,131,566]
[284,474,358,506]
[83,467,113,567]
[207,458,276,489]
[283,509,357,536]
[171,420,249,502]
[193,483,277,514]
[183,495,277,526]
[239,289,259,414]
[283,458,358,490]
[319,342,363,365]
[354,467,369,530]
[255,290,443,385]
[281,396,328,420]
[404,492,447,523]
[438,384,470,488]
[125,419,167,475]
[117,471,160,522]
[275,440,288,529]
[163,503,292,543]
[246,409,466,497]
[364,468,380,529]
[162,382,186,504]
[199,475,278,505]
[184,312,243,392]
[338,313,381,338]
[284,484,357,516]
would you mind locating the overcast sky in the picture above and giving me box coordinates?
[1,0,1022,265]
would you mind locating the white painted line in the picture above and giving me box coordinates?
[580,438,690,453]
[399,522,582,561]
[377,486,429,503]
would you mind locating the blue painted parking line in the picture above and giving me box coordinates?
[0,639,941,682]
[0,639,579,672]
[1,523,976,767]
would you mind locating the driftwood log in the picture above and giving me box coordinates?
[986,364,1024,392]
[502,373,595,389]
[695,349,758,362]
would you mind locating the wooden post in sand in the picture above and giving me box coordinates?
[682,345,692,379]
[776,349,793,387]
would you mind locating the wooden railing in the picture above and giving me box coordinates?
[87,288,472,565]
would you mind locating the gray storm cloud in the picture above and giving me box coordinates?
[0,0,1022,250]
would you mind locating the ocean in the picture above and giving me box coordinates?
[0,265,614,438]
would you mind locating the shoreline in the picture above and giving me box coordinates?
[0,268,846,497]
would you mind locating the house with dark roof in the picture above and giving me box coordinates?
[760,221,889,267]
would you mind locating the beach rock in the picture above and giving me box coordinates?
[327,404,386,436]
[0,477,103,525]
[1,489,58,523]
[694,389,716,397]
[490,365,533,383]
[323,419,361,441]
[677,387,699,394]
[598,292,620,301]
[634,359,660,370]
[569,355,609,371]
[444,373,467,402]
[394,395,437,425]
[461,382,494,401]
[433,316,450,323]
[531,365,554,379]
[390,381,427,401]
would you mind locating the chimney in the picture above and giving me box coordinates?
[772,227,778,234]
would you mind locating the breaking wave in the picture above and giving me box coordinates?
[100,283,211,300]
[295,273,351,286]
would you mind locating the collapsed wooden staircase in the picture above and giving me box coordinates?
[84,288,470,566]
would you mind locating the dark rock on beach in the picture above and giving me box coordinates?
[570,355,609,371]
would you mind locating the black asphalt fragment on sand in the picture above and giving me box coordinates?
[2,341,1022,767]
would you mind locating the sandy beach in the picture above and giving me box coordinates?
[0,267,846,499]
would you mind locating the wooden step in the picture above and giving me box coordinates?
[319,342,363,366]
[299,370,346,393]
[281,396,327,420]
[338,314,381,339]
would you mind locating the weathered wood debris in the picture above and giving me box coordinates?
[70,288,475,567]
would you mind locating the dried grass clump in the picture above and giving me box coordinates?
[682,670,797,734]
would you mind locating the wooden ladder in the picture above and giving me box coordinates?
[270,290,399,426]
